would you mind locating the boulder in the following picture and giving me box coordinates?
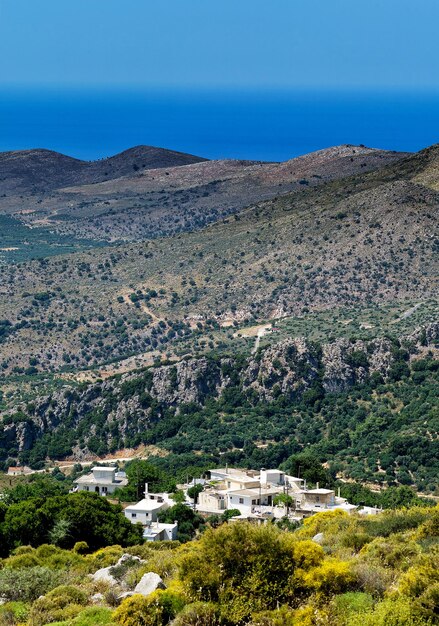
[134,572,166,596]
[90,553,145,586]
[91,566,118,586]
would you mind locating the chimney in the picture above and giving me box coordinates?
[316,482,319,490]
[144,482,148,496]
[338,487,341,498]
[225,464,228,474]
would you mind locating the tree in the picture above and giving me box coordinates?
[273,493,294,515]
[2,492,143,553]
[159,504,205,542]
[187,484,203,504]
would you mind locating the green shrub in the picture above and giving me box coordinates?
[73,541,89,554]
[113,594,157,626]
[29,585,88,626]
[331,592,374,619]
[347,597,431,625]
[172,601,222,626]
[0,566,61,601]
[0,601,30,624]
[72,606,117,626]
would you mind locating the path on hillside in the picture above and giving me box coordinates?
[391,302,422,324]
[253,327,268,354]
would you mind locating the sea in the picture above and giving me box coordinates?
[1,88,439,162]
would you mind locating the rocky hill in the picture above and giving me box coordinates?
[2,323,438,490]
[0,145,406,242]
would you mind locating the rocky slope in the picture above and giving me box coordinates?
[2,324,436,463]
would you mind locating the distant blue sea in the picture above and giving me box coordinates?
[1,88,439,162]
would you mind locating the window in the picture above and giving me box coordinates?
[131,513,137,518]
[239,498,244,504]
[252,500,257,505]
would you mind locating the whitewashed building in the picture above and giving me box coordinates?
[74,466,128,495]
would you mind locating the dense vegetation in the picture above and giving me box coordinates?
[0,481,142,557]
[0,505,437,625]
[7,351,438,494]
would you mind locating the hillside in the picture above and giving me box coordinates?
[0,141,437,495]
[0,144,437,374]
[0,145,407,245]
[0,145,206,194]
[1,325,438,493]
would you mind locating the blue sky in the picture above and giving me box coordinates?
[0,0,437,90]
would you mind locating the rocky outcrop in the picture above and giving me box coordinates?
[243,339,321,401]
[0,328,429,461]
[321,337,394,393]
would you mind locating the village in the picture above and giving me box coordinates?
[71,464,381,541]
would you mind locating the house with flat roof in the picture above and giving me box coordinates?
[7,466,34,477]
[143,522,178,542]
[124,492,170,524]
[195,466,359,520]
[74,466,128,496]
[124,484,178,541]
[124,483,174,523]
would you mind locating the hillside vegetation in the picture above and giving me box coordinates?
[0,144,437,374]
[0,142,437,496]
[0,502,437,625]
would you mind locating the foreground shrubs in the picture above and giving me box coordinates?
[29,584,89,626]
[0,565,61,601]
[0,506,438,625]
[114,589,185,626]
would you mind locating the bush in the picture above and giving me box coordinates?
[347,597,431,625]
[71,606,117,625]
[179,523,323,622]
[172,601,222,626]
[0,566,61,601]
[29,585,89,626]
[113,594,158,626]
[0,601,30,625]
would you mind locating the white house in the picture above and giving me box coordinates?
[124,493,170,524]
[124,483,174,524]
[195,466,359,520]
[143,521,178,542]
[7,466,34,477]
[74,466,128,496]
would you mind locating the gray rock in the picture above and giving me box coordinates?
[312,532,324,544]
[134,572,166,596]
[91,566,118,586]
[117,553,143,566]
[91,593,104,603]
[117,591,134,602]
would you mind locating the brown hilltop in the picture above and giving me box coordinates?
[0,144,207,194]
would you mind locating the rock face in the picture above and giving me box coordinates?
[2,327,431,461]
[134,572,166,596]
[243,338,321,401]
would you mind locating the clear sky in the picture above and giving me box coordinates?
[0,0,438,90]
